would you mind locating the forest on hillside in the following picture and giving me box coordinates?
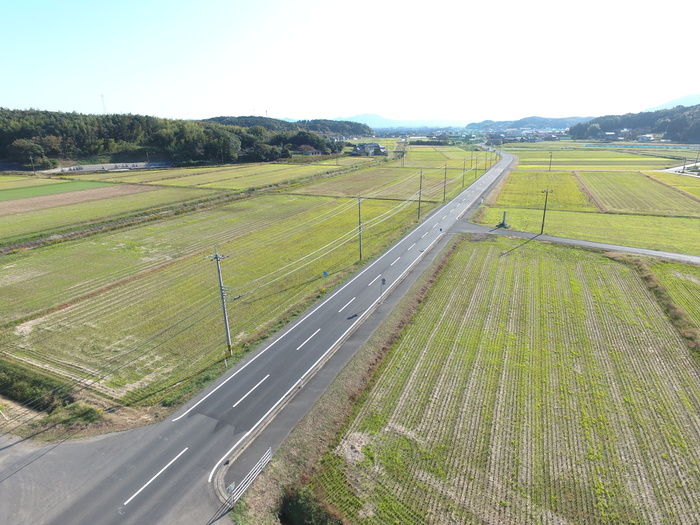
[569,104,700,142]
[0,109,366,169]
[205,116,372,136]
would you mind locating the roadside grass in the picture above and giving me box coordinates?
[301,237,700,524]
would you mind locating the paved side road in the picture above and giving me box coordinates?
[451,221,700,266]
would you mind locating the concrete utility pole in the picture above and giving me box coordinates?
[417,170,423,220]
[541,189,553,235]
[208,249,233,358]
[549,151,553,172]
[357,197,363,261]
[443,164,448,202]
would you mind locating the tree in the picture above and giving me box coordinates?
[8,139,47,168]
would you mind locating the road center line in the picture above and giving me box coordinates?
[233,374,270,408]
[368,274,382,287]
[124,448,188,506]
[408,242,416,250]
[391,257,401,266]
[338,297,355,313]
[296,328,321,351]
[421,231,429,239]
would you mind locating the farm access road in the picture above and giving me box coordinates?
[0,152,515,525]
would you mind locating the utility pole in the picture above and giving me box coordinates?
[540,189,553,235]
[29,154,36,175]
[549,151,553,172]
[418,170,423,220]
[358,196,363,261]
[462,159,466,188]
[208,249,233,359]
[443,164,447,202]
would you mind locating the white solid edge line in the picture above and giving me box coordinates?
[232,374,270,408]
[124,448,188,506]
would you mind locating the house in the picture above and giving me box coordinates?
[351,143,388,156]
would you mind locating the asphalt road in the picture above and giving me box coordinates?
[0,153,515,525]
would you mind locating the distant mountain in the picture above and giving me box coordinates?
[336,114,471,129]
[645,95,700,112]
[337,114,592,131]
[466,116,593,132]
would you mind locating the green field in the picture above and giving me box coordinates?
[576,171,700,216]
[2,141,481,419]
[0,186,219,246]
[0,180,115,201]
[647,171,700,199]
[477,159,700,254]
[310,237,700,523]
[0,176,71,190]
[491,170,598,212]
[0,191,429,404]
[504,143,685,171]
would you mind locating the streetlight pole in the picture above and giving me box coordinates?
[540,189,553,235]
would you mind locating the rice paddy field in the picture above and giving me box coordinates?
[477,144,700,255]
[0,142,482,411]
[310,237,700,524]
[505,142,696,171]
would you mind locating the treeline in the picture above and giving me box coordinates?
[205,115,373,136]
[0,109,362,169]
[569,104,700,142]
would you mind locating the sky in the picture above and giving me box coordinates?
[1,0,697,124]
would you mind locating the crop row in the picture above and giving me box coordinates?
[576,171,700,217]
[312,238,700,523]
[492,170,598,212]
[0,186,219,246]
[0,197,418,403]
[651,262,700,329]
[504,146,677,171]
[645,171,700,199]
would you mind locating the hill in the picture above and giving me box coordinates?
[0,109,348,169]
[204,116,372,136]
[466,116,593,132]
[569,104,700,142]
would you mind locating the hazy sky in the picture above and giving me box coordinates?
[2,0,696,123]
